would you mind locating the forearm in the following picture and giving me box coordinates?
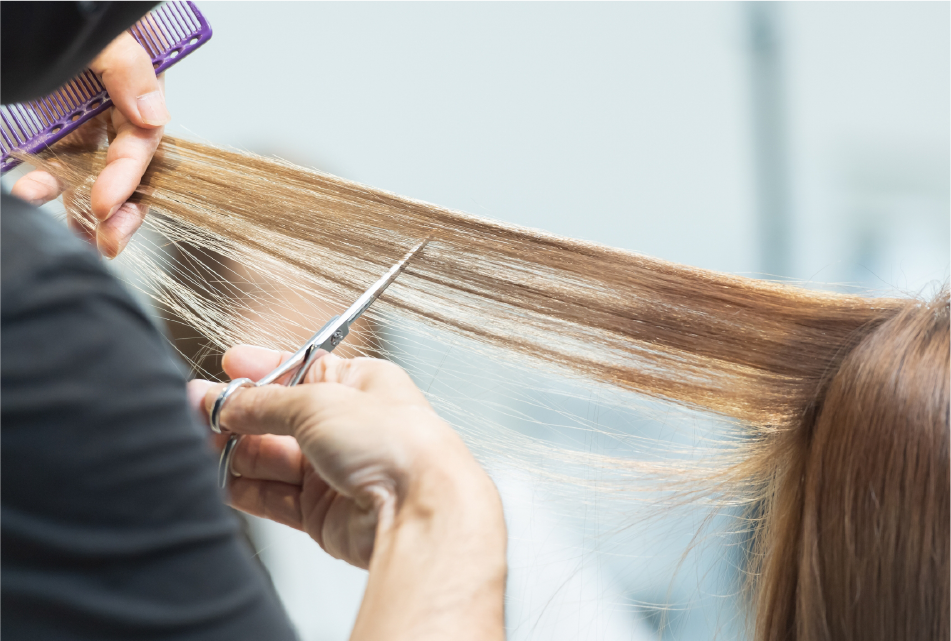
[351,457,507,641]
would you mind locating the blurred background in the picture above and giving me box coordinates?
[6,2,948,640]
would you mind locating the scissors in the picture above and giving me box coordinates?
[209,238,430,489]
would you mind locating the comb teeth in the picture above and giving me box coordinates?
[0,71,107,152]
[1,1,211,174]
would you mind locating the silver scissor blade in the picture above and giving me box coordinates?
[337,237,431,328]
[213,237,432,486]
[259,237,431,388]
[255,316,341,387]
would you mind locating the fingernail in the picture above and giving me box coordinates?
[96,226,124,259]
[203,383,227,413]
[187,379,215,413]
[113,233,133,257]
[102,204,120,222]
[136,91,171,126]
[97,235,118,260]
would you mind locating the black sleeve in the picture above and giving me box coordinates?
[0,194,298,641]
[1,1,156,104]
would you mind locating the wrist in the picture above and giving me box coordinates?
[403,438,505,536]
[393,433,507,578]
[353,428,507,641]
[376,407,505,549]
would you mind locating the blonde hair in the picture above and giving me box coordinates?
[25,133,950,640]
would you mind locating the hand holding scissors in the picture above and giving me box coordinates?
[209,239,430,488]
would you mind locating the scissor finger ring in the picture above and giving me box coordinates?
[209,377,254,434]
[218,434,244,489]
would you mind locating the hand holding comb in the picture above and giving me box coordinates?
[1,1,212,174]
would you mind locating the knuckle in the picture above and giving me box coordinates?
[112,32,151,65]
[244,435,262,477]
[286,389,324,432]
[356,357,405,381]
[250,482,268,518]
[92,33,157,97]
[226,385,275,429]
[311,353,340,382]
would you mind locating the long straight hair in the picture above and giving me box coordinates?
[25,133,950,641]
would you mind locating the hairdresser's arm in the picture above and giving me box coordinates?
[188,348,507,641]
[11,32,168,258]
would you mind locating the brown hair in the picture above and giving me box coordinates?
[754,293,949,641]
[24,133,950,640]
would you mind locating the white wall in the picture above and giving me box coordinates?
[782,2,949,293]
[164,2,759,274]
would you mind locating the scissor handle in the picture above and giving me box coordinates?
[209,377,254,434]
[218,435,243,489]
[210,317,345,487]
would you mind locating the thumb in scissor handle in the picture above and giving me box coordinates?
[209,377,255,434]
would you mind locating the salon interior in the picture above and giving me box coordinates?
[3,3,947,640]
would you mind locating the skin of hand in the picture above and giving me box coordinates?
[10,31,169,258]
[187,346,507,641]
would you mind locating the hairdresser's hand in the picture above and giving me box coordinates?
[189,347,506,640]
[11,31,168,258]
[188,346,505,569]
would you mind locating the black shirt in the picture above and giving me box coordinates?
[1,2,298,639]
[0,198,298,640]
[1,2,156,104]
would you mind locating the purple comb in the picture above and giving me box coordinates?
[0,1,212,174]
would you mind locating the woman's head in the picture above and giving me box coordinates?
[755,291,949,641]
